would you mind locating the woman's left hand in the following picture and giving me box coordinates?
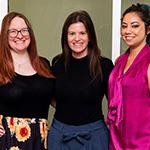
[0,125,5,137]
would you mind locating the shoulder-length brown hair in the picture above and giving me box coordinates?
[0,11,54,84]
[61,10,102,80]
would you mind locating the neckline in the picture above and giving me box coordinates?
[122,44,148,76]
[15,72,37,77]
[71,55,88,61]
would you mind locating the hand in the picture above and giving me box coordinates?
[0,125,5,137]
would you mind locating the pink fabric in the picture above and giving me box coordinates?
[107,44,150,150]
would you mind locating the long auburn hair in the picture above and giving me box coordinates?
[60,10,102,80]
[0,11,54,84]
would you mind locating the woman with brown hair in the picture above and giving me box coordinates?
[48,10,114,150]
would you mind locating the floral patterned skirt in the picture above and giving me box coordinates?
[0,114,48,150]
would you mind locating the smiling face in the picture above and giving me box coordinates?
[67,22,89,59]
[121,12,148,49]
[8,16,31,54]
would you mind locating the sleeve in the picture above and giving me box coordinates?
[51,54,62,66]
[51,54,62,75]
[101,58,114,99]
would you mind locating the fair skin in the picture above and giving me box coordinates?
[67,22,89,59]
[0,17,38,137]
[8,16,36,75]
[121,12,150,90]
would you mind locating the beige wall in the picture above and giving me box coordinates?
[9,0,112,60]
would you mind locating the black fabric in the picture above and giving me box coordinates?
[0,59,54,119]
[52,55,114,125]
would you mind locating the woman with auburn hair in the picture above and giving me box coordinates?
[0,12,54,150]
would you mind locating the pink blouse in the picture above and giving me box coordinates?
[107,44,150,150]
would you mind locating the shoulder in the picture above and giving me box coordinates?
[39,56,51,69]
[114,54,124,64]
[115,50,129,64]
[99,56,114,78]
[144,45,150,59]
[51,54,65,75]
[100,56,114,70]
[52,54,63,66]
[40,56,50,65]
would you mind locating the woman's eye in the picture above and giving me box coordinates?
[68,32,75,35]
[80,32,86,35]
[121,25,127,29]
[132,25,139,28]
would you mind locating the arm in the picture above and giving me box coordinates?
[147,64,150,90]
[50,97,56,108]
[104,58,114,99]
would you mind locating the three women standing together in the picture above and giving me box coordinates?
[0,2,150,150]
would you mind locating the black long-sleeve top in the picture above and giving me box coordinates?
[52,55,114,125]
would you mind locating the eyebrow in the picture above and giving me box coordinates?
[122,21,139,25]
[9,27,28,30]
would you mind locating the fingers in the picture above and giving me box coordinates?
[0,125,5,137]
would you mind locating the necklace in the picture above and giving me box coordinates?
[15,60,30,68]
[14,60,36,75]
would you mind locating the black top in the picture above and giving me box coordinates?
[0,60,54,119]
[52,55,114,125]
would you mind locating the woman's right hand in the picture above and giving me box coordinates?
[0,125,5,137]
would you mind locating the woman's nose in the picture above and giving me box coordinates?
[74,34,80,41]
[125,26,132,33]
